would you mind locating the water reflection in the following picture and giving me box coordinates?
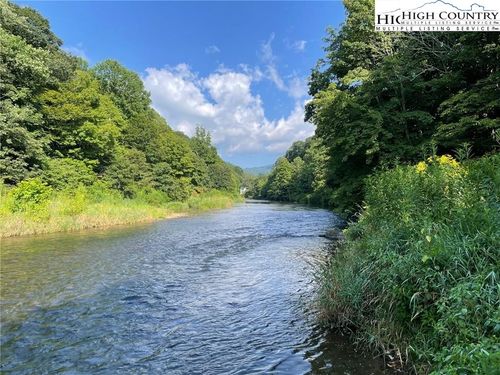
[1,201,386,374]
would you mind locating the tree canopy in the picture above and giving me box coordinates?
[253,0,499,214]
[0,0,241,200]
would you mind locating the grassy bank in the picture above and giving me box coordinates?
[318,154,499,374]
[0,183,241,238]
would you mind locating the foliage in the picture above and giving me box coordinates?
[151,162,192,201]
[0,26,50,183]
[290,3,500,373]
[247,137,332,206]
[0,0,81,183]
[189,126,242,193]
[7,177,52,215]
[0,99,46,183]
[133,187,171,206]
[93,59,151,119]
[0,0,61,49]
[190,126,218,165]
[436,72,500,154]
[263,157,293,201]
[103,146,151,197]
[57,185,89,215]
[318,155,500,374]
[0,185,239,238]
[38,70,124,168]
[208,162,240,193]
[41,158,96,190]
[299,0,500,213]
[0,0,240,210]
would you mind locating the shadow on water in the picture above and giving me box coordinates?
[1,201,387,374]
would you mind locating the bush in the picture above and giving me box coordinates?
[41,158,97,190]
[318,154,500,374]
[8,178,52,217]
[134,187,171,206]
[152,164,192,201]
[85,181,120,203]
[103,146,152,197]
[58,185,88,215]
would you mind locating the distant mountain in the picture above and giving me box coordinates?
[244,165,273,176]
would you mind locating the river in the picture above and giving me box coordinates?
[0,201,386,374]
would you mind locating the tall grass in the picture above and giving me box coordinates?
[0,183,241,238]
[318,154,500,374]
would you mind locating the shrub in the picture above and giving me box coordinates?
[58,185,88,215]
[8,178,52,217]
[103,146,152,197]
[84,181,120,203]
[41,158,97,190]
[318,154,500,373]
[134,187,170,206]
[152,166,192,202]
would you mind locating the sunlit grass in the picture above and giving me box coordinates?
[0,186,242,238]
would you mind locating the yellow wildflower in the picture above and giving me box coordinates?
[416,161,427,174]
[437,154,459,168]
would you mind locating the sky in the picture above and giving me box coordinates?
[20,1,346,168]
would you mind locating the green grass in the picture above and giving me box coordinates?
[318,154,500,374]
[0,184,242,238]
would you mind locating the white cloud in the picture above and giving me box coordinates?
[144,65,216,130]
[143,64,314,157]
[260,34,307,99]
[287,76,308,100]
[63,43,89,61]
[205,45,220,54]
[285,39,307,52]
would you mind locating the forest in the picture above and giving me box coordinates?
[0,0,243,237]
[247,0,499,373]
[248,1,499,214]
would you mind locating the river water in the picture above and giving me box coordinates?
[0,201,386,374]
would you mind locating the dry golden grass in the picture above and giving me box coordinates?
[0,190,239,238]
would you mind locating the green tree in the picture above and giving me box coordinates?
[285,140,308,162]
[189,126,242,191]
[151,162,192,201]
[0,22,52,183]
[41,158,96,190]
[103,146,152,197]
[0,0,61,49]
[209,161,239,193]
[304,0,499,213]
[123,109,199,184]
[436,72,500,154]
[0,14,79,184]
[38,70,125,169]
[264,157,293,201]
[93,60,151,119]
[190,126,218,166]
[289,156,306,199]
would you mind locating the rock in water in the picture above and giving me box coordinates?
[320,227,345,242]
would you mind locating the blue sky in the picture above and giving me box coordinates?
[20,1,345,168]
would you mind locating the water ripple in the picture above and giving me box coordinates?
[0,201,385,374]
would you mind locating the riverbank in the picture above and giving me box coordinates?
[0,188,241,238]
[318,154,499,374]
